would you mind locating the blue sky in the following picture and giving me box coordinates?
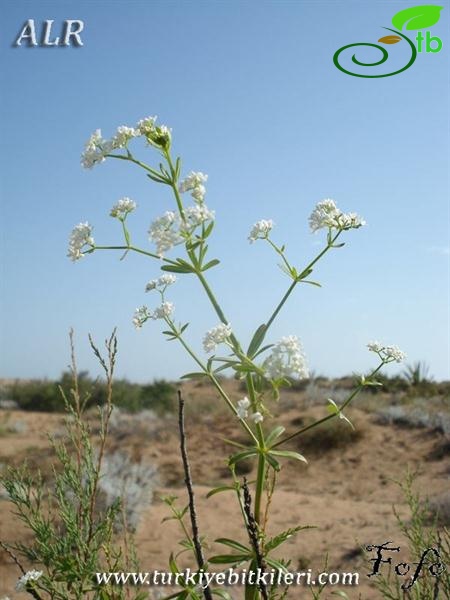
[1,0,449,382]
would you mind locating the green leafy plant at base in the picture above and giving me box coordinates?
[0,331,147,600]
[369,471,450,600]
[64,115,410,599]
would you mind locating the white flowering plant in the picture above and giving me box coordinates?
[68,115,405,599]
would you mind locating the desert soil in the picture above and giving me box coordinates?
[1,381,449,599]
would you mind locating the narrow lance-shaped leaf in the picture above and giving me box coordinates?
[228,449,258,466]
[208,553,250,565]
[265,425,286,447]
[269,450,308,464]
[215,538,251,553]
[247,323,267,357]
[206,485,236,499]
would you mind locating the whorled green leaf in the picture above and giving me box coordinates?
[180,372,208,380]
[265,557,290,573]
[220,437,248,449]
[211,590,232,600]
[245,559,258,600]
[265,452,281,472]
[265,525,315,552]
[208,553,249,565]
[269,449,308,464]
[161,264,192,274]
[206,485,236,499]
[265,425,286,447]
[215,538,251,554]
[228,449,258,466]
[169,553,180,575]
[247,323,267,358]
[202,258,220,271]
[391,5,443,30]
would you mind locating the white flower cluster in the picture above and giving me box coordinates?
[179,171,208,203]
[81,126,139,169]
[248,219,274,243]
[81,129,109,169]
[183,205,215,230]
[112,125,138,148]
[136,115,157,136]
[203,323,232,353]
[309,199,365,233]
[367,341,406,363]
[81,116,171,169]
[235,397,264,423]
[145,274,176,292]
[16,570,43,592]
[136,115,171,149]
[148,205,215,256]
[148,211,182,256]
[263,335,309,380]
[67,222,94,261]
[133,302,174,329]
[110,197,137,219]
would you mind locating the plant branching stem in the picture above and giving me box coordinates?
[272,363,384,449]
[264,231,342,335]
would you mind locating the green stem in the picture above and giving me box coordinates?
[264,231,342,335]
[266,238,293,273]
[271,362,384,449]
[265,279,297,332]
[170,323,258,444]
[194,270,243,353]
[165,151,185,219]
[246,374,265,526]
[106,153,164,180]
[91,245,178,265]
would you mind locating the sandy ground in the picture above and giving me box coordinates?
[0,382,449,599]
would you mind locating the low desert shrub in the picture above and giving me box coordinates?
[0,331,147,599]
[369,472,450,599]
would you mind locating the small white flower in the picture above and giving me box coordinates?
[16,570,43,592]
[111,125,137,149]
[136,115,157,136]
[133,306,151,329]
[367,341,406,363]
[251,411,264,424]
[182,204,215,231]
[248,219,274,243]
[337,211,366,230]
[145,274,177,292]
[68,222,94,261]
[203,323,233,353]
[148,211,183,256]
[179,172,208,193]
[309,199,365,233]
[81,129,112,169]
[236,397,250,419]
[152,301,174,320]
[110,197,137,218]
[136,116,171,148]
[179,172,208,203]
[263,335,309,380]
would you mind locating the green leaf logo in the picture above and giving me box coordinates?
[392,5,443,31]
